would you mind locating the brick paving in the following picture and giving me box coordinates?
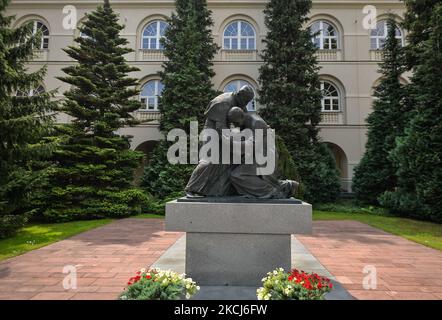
[297,221,442,300]
[0,218,441,300]
[0,218,182,300]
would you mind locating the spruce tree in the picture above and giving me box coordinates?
[258,0,340,203]
[353,17,407,204]
[0,0,57,237]
[37,0,148,221]
[402,0,441,68]
[141,0,219,198]
[380,4,442,222]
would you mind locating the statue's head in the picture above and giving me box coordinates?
[227,106,246,127]
[235,85,254,109]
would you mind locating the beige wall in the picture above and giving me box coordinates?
[7,0,408,192]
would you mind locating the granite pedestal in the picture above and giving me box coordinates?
[166,197,312,286]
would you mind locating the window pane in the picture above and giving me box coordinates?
[224,23,238,37]
[231,38,238,49]
[142,39,149,49]
[240,38,247,49]
[43,38,49,49]
[248,38,255,50]
[148,98,155,109]
[224,38,230,49]
[241,22,254,36]
[324,100,331,111]
[379,38,386,49]
[149,38,156,49]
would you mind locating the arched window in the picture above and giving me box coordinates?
[310,20,339,50]
[31,21,49,49]
[140,80,164,111]
[370,20,404,50]
[223,20,256,50]
[141,20,168,50]
[223,79,256,111]
[16,85,45,97]
[320,81,340,112]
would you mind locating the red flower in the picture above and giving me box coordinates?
[329,283,333,289]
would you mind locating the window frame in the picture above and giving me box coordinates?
[139,80,164,111]
[370,20,404,50]
[141,20,168,50]
[16,85,45,97]
[320,81,340,112]
[223,20,256,51]
[31,20,50,50]
[310,20,339,50]
[223,79,256,111]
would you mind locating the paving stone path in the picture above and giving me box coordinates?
[297,221,442,300]
[0,219,182,300]
[0,218,441,300]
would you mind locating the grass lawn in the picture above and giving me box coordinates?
[0,219,113,261]
[132,213,164,219]
[313,210,442,251]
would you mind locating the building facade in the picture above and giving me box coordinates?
[6,0,409,192]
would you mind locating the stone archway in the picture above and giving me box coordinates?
[133,140,159,186]
[325,142,349,192]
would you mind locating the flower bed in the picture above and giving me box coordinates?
[120,268,200,300]
[257,268,333,300]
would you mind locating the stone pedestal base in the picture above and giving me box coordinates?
[166,198,312,286]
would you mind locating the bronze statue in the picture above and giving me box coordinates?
[185,86,298,199]
[185,85,254,197]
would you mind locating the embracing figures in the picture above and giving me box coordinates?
[185,85,298,199]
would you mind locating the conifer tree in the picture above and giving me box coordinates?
[37,0,148,221]
[258,0,340,202]
[141,0,219,198]
[380,4,442,222]
[353,17,407,204]
[0,0,57,237]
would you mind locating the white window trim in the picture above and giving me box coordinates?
[223,20,256,51]
[32,21,49,50]
[141,21,167,50]
[320,81,340,112]
[370,20,404,50]
[311,20,339,50]
[223,79,256,111]
[140,80,163,111]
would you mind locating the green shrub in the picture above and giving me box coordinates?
[0,214,28,239]
[40,188,150,222]
[141,141,194,199]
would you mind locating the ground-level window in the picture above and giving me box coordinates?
[140,80,164,111]
[321,81,340,112]
[223,79,256,111]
